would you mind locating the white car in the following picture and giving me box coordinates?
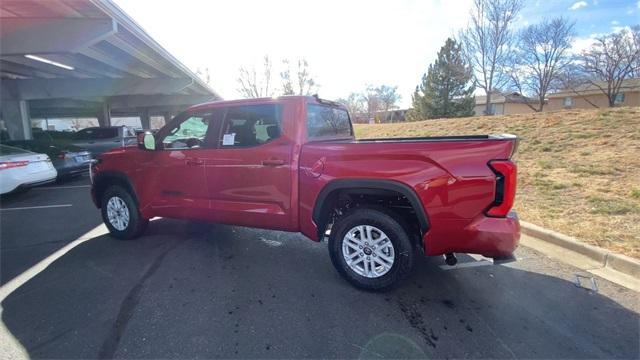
[0,144,57,194]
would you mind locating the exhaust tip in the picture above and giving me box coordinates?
[444,253,458,266]
[493,254,516,264]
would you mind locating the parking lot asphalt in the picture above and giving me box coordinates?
[0,179,638,359]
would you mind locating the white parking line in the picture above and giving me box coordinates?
[35,185,91,190]
[0,204,72,211]
[0,224,109,359]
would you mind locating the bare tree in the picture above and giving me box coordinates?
[281,59,317,95]
[359,85,401,123]
[237,55,274,98]
[510,17,575,112]
[362,87,381,123]
[579,26,640,107]
[460,0,524,114]
[375,85,401,113]
[336,92,365,119]
[69,118,97,131]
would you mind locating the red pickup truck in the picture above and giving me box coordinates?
[91,95,520,290]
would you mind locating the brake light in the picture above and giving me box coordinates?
[0,161,29,170]
[58,151,68,160]
[486,160,517,217]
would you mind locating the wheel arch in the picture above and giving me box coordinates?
[93,171,140,209]
[312,179,430,240]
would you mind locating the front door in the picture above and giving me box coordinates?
[205,103,293,230]
[147,110,220,221]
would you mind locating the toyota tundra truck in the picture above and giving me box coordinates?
[91,95,520,290]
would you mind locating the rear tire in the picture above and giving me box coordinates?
[328,207,415,291]
[101,185,148,240]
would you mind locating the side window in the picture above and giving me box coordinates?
[306,104,352,139]
[614,93,625,105]
[160,113,213,150]
[219,104,282,147]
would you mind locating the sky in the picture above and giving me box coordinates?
[114,0,640,108]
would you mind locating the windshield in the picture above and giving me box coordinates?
[72,128,118,140]
[306,104,352,139]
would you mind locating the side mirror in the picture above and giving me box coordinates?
[137,131,156,150]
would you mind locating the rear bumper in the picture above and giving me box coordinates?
[19,177,57,189]
[56,164,90,177]
[1,168,58,194]
[423,212,520,257]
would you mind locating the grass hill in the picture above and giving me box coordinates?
[354,107,640,258]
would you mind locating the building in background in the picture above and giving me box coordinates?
[473,92,539,116]
[546,78,640,111]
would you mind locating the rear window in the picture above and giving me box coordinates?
[220,104,283,147]
[72,128,118,140]
[0,144,32,156]
[306,104,352,139]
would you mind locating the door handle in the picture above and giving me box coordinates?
[262,159,284,166]
[186,158,204,166]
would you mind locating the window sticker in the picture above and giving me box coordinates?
[222,133,235,146]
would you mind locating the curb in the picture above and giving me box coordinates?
[520,221,640,278]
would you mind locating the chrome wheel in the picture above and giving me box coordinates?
[106,196,130,231]
[342,225,395,278]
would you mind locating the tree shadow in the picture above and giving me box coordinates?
[2,218,638,359]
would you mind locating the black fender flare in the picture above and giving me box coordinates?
[312,179,430,237]
[93,171,140,208]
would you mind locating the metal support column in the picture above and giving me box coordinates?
[1,100,32,140]
[97,102,111,127]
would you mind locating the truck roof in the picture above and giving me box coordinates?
[186,95,346,113]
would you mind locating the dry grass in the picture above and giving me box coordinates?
[354,107,640,258]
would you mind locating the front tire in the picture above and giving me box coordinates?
[328,207,415,291]
[101,185,148,240]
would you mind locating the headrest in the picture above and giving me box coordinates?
[266,125,280,139]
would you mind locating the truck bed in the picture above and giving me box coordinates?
[298,134,519,254]
[315,133,517,144]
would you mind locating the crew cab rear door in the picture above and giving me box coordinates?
[204,103,293,230]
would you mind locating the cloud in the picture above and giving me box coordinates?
[612,25,632,34]
[569,1,588,10]
[570,36,596,55]
[638,0,640,9]
[611,20,619,25]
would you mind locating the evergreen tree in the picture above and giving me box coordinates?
[409,38,475,120]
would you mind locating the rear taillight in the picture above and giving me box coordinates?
[0,161,29,170]
[486,160,517,217]
[58,151,68,160]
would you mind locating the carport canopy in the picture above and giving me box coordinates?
[0,0,220,139]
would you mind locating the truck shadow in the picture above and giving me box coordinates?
[2,218,638,359]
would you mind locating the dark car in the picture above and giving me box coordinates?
[5,136,91,180]
[69,126,137,157]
